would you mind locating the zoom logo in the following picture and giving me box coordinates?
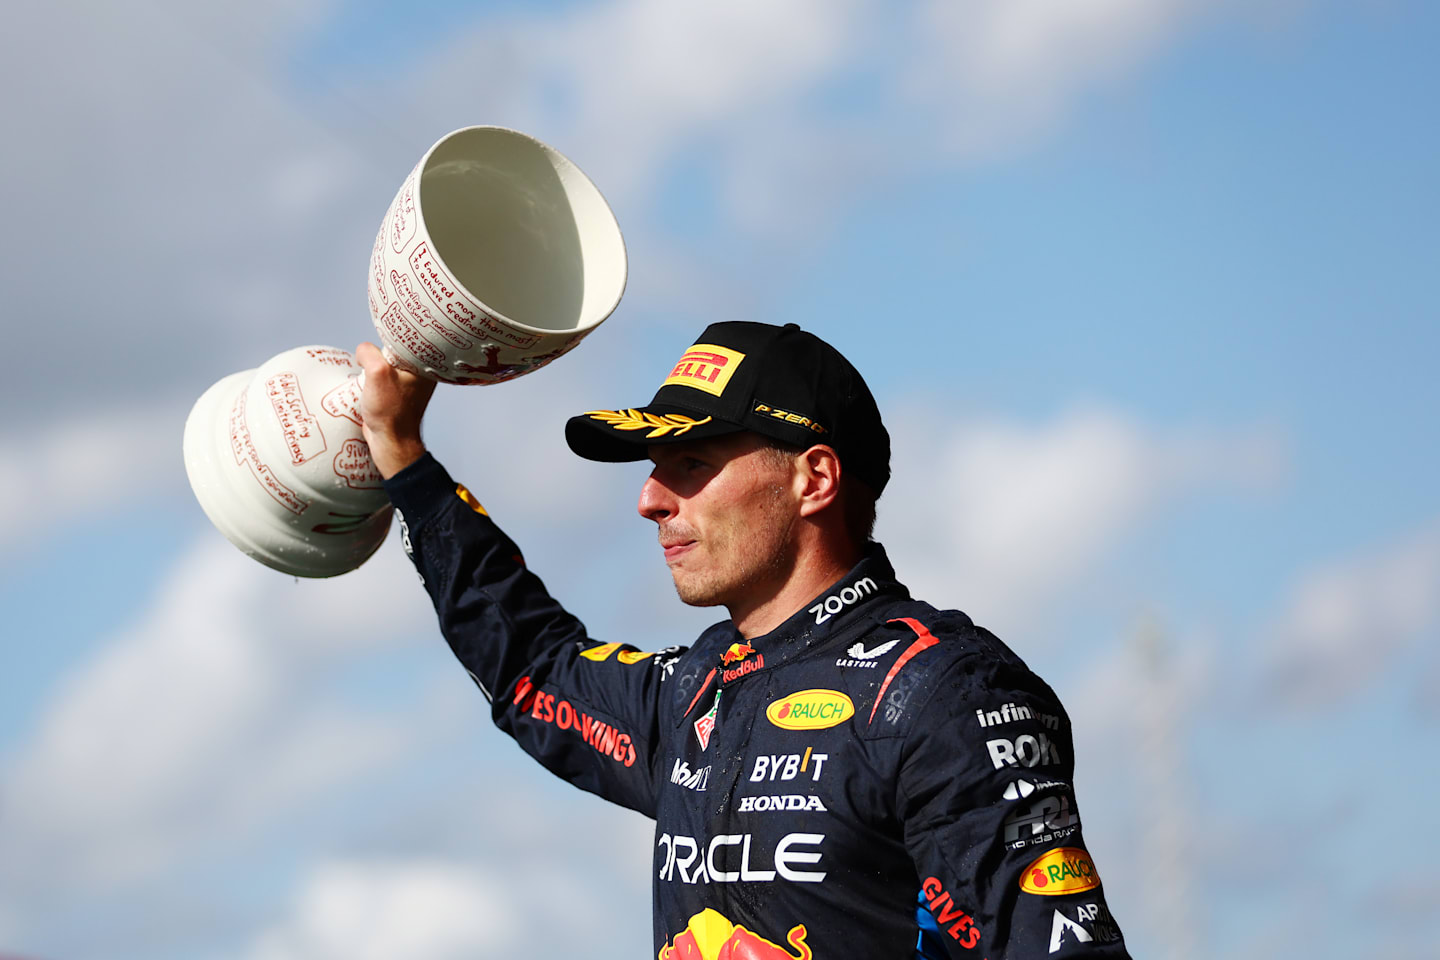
[810,577,877,624]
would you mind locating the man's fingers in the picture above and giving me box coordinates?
[355,341,391,380]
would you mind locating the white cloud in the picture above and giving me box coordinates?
[1260,519,1440,705]
[906,0,1204,151]
[244,859,518,960]
[389,0,1241,251]
[0,405,186,546]
[880,403,1283,635]
[0,534,442,898]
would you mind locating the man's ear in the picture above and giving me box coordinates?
[796,444,842,518]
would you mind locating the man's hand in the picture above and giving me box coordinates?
[356,342,437,479]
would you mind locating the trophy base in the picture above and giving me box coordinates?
[183,359,392,579]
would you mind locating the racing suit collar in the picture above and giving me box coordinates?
[713,542,908,687]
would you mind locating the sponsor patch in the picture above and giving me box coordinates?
[670,759,710,791]
[1002,778,1067,801]
[721,642,756,665]
[835,636,900,669]
[766,690,854,730]
[657,831,826,884]
[661,343,745,396]
[510,676,636,767]
[659,908,810,960]
[579,642,622,662]
[1002,793,1081,849]
[810,577,877,624]
[986,733,1063,770]
[738,794,827,812]
[1020,847,1101,896]
[1048,902,1123,954]
[694,691,721,750]
[748,748,829,782]
[454,483,488,516]
[752,401,827,435]
[919,876,984,949]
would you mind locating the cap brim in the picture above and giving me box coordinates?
[565,404,745,462]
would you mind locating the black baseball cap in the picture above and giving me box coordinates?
[564,321,891,494]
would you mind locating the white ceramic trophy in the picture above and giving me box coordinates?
[183,127,627,577]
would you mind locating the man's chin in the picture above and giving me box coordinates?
[669,573,726,608]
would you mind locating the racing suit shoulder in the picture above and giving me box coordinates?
[847,601,1063,745]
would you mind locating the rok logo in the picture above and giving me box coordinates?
[919,876,984,950]
[1019,847,1101,896]
[1002,793,1080,849]
[766,690,854,730]
[737,794,828,813]
[809,576,877,624]
[986,733,1062,770]
[670,759,711,791]
[749,748,829,782]
[657,831,826,884]
[1048,903,1123,954]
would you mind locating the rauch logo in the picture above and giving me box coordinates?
[765,690,854,730]
[1019,847,1101,896]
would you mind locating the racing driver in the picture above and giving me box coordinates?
[357,321,1130,959]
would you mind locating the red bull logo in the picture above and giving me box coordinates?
[659,908,811,960]
[722,642,757,665]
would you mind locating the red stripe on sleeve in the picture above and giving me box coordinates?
[869,617,941,725]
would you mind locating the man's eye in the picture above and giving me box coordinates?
[684,458,708,471]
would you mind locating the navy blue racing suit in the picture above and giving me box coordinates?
[385,453,1129,959]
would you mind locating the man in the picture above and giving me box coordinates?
[358,321,1129,959]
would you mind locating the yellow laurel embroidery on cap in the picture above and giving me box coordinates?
[585,409,713,439]
[660,344,745,397]
[455,483,488,516]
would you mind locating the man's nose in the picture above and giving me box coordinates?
[637,472,675,523]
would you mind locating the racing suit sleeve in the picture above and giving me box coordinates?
[897,656,1129,958]
[383,452,665,817]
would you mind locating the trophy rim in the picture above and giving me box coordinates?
[411,124,629,340]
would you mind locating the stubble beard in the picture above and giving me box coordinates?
[665,482,796,609]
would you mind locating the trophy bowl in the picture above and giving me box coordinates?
[368,125,627,384]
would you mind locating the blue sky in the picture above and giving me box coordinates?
[1,1,1436,958]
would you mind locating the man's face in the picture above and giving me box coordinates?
[639,432,800,610]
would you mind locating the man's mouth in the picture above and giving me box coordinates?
[661,539,696,562]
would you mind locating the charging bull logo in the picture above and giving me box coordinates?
[721,642,763,682]
[722,643,756,665]
[659,909,811,960]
